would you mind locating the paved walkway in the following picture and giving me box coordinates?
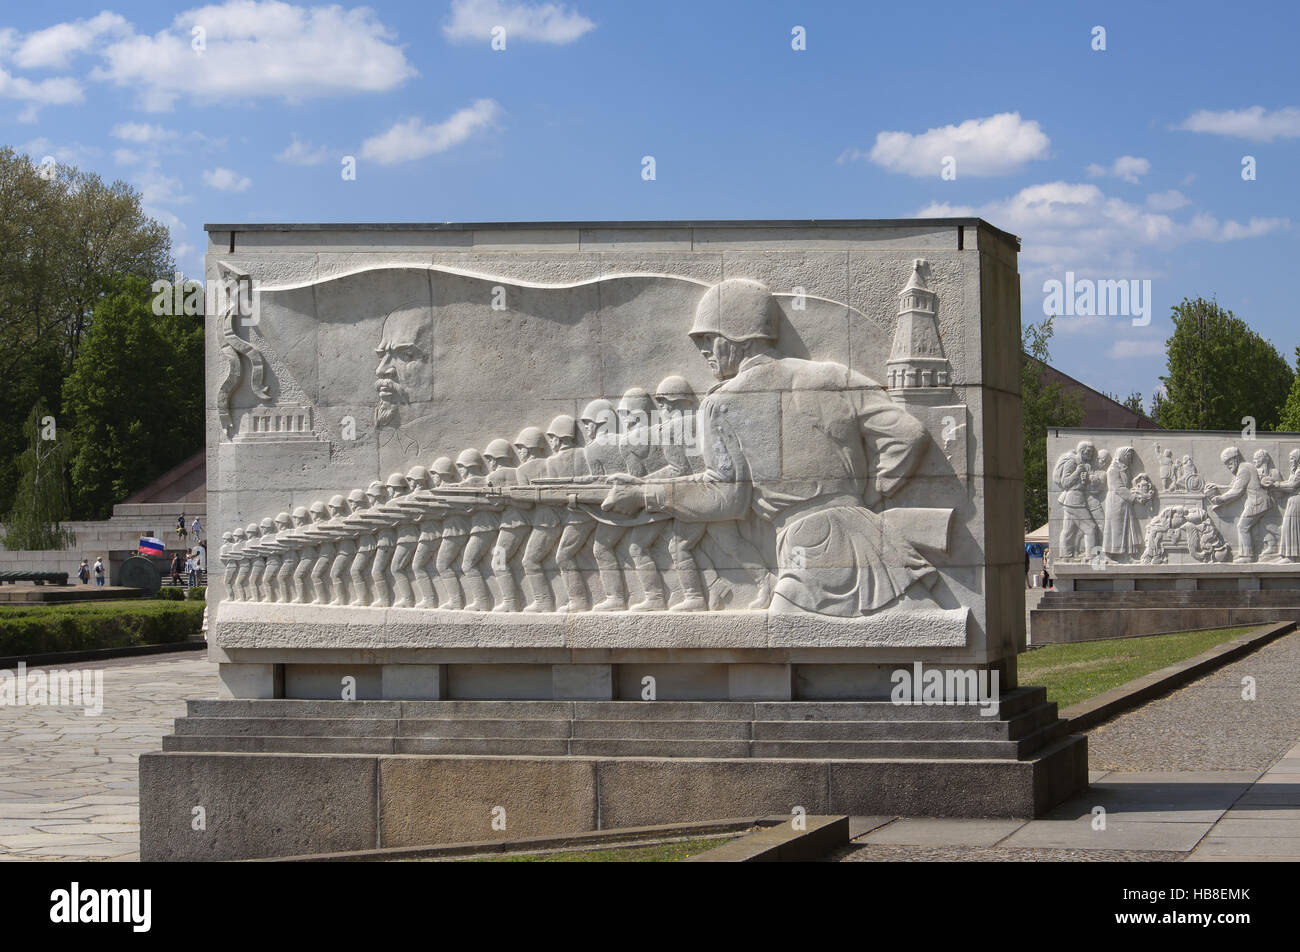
[0,654,214,861]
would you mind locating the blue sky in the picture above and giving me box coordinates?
[3,0,1298,406]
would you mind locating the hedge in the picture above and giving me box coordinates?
[0,601,203,656]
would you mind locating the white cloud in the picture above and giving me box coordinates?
[202,167,252,192]
[111,122,178,144]
[1177,106,1300,142]
[1146,189,1189,211]
[12,12,129,69]
[443,0,594,44]
[113,148,142,165]
[1087,155,1150,184]
[20,137,98,166]
[137,169,191,205]
[0,67,83,120]
[917,180,1290,290]
[91,1,417,111]
[859,112,1050,177]
[361,99,501,165]
[1108,340,1165,359]
[276,134,330,165]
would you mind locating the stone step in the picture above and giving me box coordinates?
[185,691,1046,721]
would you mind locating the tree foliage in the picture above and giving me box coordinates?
[1157,296,1293,431]
[1,399,75,550]
[62,276,203,519]
[1276,348,1300,433]
[1023,317,1084,531]
[0,146,173,517]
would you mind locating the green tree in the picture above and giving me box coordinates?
[1158,297,1293,431]
[1276,348,1300,433]
[1,400,75,550]
[0,146,172,516]
[1105,391,1147,417]
[62,276,203,519]
[1023,317,1085,531]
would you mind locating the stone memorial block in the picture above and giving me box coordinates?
[139,221,1087,860]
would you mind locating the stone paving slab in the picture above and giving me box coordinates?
[0,654,215,861]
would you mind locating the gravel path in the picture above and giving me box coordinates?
[1087,628,1300,772]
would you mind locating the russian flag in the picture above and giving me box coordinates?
[139,537,165,556]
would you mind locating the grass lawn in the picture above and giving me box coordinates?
[467,836,733,862]
[1019,626,1257,710]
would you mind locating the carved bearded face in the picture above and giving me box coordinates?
[374,305,433,428]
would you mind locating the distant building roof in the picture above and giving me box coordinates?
[120,450,206,505]
[1037,360,1161,430]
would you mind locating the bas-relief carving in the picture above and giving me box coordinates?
[1051,435,1300,567]
[215,258,974,627]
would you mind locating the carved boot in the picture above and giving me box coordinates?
[462,572,493,611]
[387,572,413,608]
[521,572,554,613]
[436,573,464,610]
[629,568,668,612]
[492,574,522,612]
[413,574,436,610]
[671,564,708,611]
[558,570,590,613]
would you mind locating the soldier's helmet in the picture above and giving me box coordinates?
[292,506,310,524]
[456,448,486,471]
[308,501,329,521]
[275,511,293,529]
[483,439,514,465]
[232,527,247,541]
[513,426,548,455]
[431,457,457,482]
[346,489,366,507]
[654,375,694,404]
[365,480,385,501]
[546,415,579,442]
[406,465,431,488]
[385,472,409,492]
[222,531,233,542]
[580,399,616,427]
[328,494,347,514]
[689,279,778,343]
[259,517,275,533]
[617,387,655,422]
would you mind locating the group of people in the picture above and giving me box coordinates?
[170,550,203,588]
[76,558,105,586]
[221,378,770,614]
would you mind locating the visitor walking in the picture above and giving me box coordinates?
[186,552,198,588]
[1040,548,1054,591]
[177,513,188,542]
[94,558,105,586]
[77,559,89,585]
[171,551,183,587]
[192,515,203,541]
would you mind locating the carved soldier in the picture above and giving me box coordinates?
[1274,449,1300,563]
[221,529,241,601]
[368,474,407,607]
[457,448,498,611]
[389,466,431,608]
[260,512,292,602]
[329,492,366,606]
[547,414,595,612]
[277,507,309,603]
[581,399,634,611]
[249,517,277,600]
[484,438,527,612]
[433,456,471,610]
[235,522,261,602]
[514,427,560,612]
[346,483,384,607]
[306,501,336,604]
[602,278,936,617]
